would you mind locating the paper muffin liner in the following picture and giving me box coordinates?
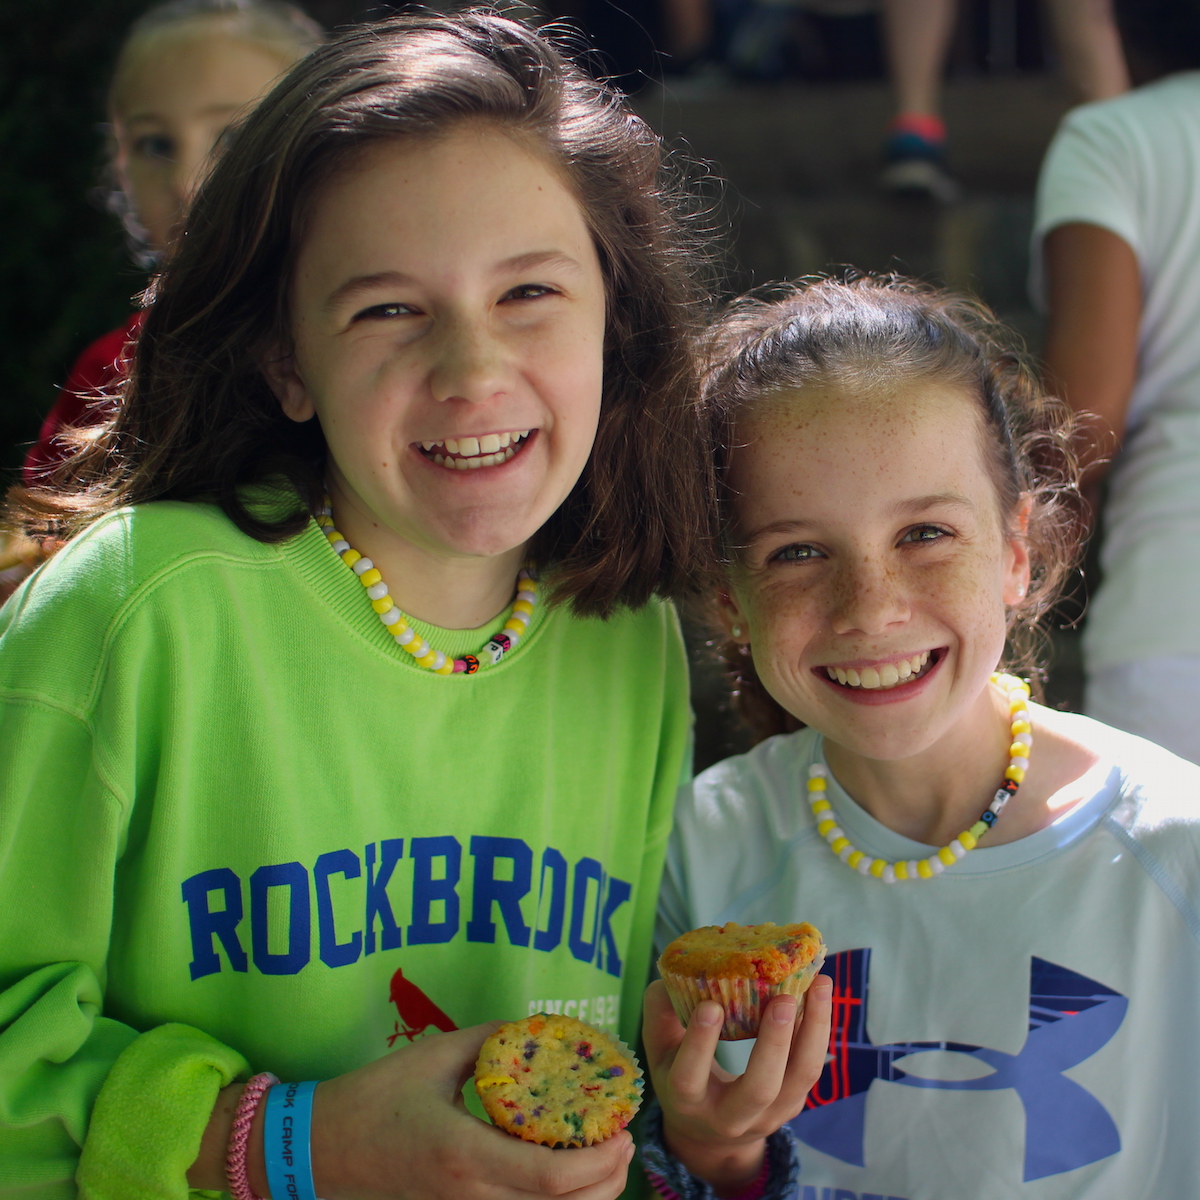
[658,943,827,1041]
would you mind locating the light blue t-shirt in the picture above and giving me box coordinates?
[659,709,1200,1200]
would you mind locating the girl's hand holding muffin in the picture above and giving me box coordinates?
[642,974,832,1195]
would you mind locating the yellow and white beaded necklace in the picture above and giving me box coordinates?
[316,496,537,675]
[807,672,1032,883]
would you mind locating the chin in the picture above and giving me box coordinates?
[432,519,542,561]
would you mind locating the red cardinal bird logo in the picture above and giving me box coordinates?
[386,967,459,1046]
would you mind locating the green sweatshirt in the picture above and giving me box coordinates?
[0,499,689,1198]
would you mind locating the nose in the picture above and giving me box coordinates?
[828,554,911,637]
[171,148,210,209]
[428,317,510,406]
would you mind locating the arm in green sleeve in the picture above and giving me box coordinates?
[0,699,246,1198]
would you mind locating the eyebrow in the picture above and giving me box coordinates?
[895,491,976,515]
[742,493,976,544]
[322,250,585,313]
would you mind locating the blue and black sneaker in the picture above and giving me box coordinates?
[880,113,960,203]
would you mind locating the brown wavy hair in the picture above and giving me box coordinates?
[11,10,716,616]
[700,275,1083,742]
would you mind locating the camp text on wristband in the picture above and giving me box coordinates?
[263,1079,325,1200]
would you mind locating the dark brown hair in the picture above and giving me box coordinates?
[701,275,1082,742]
[14,10,716,616]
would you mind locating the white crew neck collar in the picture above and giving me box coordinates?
[807,722,1123,876]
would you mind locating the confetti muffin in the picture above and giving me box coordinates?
[658,921,826,1041]
[474,1014,643,1147]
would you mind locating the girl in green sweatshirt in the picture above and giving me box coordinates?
[0,12,714,1199]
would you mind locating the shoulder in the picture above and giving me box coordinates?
[1058,711,1200,935]
[687,729,819,830]
[0,501,282,702]
[41,499,276,596]
[1055,75,1200,148]
[547,595,687,659]
[64,313,143,393]
[1044,706,1200,847]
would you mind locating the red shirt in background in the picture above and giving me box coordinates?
[24,311,144,485]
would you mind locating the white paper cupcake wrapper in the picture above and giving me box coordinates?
[658,943,827,1041]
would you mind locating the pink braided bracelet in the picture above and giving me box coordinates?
[226,1072,279,1200]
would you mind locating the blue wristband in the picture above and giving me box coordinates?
[263,1079,322,1200]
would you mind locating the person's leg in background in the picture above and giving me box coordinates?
[879,0,960,200]
[1044,0,1129,102]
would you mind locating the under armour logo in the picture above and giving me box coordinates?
[791,949,1126,1182]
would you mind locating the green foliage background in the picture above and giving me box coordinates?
[0,0,155,475]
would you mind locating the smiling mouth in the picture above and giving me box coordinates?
[822,649,940,691]
[417,430,532,471]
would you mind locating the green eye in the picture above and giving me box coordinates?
[771,544,821,563]
[902,526,949,544]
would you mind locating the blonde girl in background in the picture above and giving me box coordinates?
[1,0,322,594]
[0,13,712,1199]
[640,277,1200,1199]
[24,0,323,482]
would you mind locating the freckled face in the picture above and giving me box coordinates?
[277,126,607,563]
[723,381,1030,762]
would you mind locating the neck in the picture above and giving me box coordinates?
[325,481,528,630]
[823,682,1012,847]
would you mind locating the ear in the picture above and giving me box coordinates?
[716,587,752,645]
[1002,493,1034,606]
[260,345,315,423]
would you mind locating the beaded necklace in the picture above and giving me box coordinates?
[316,497,537,675]
[807,672,1032,883]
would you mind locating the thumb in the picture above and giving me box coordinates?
[414,1019,508,1098]
[643,981,689,1076]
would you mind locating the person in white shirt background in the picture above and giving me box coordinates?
[1035,0,1200,765]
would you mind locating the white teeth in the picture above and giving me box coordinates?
[431,431,528,470]
[832,652,935,690]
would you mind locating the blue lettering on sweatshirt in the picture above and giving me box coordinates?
[181,837,632,981]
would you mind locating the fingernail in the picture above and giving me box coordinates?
[625,1139,636,1161]
[773,995,798,1023]
[695,1002,722,1027]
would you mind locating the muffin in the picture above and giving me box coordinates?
[657,921,826,1041]
[474,1013,643,1146]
